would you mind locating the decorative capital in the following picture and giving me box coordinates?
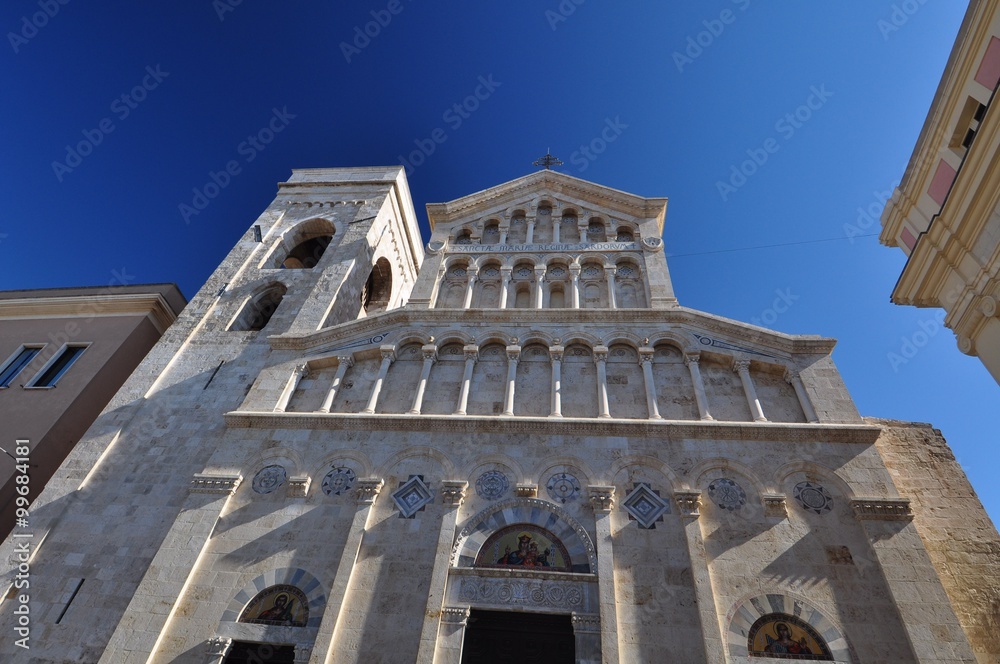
[500,266,512,276]
[379,345,397,362]
[674,491,702,518]
[336,355,355,370]
[569,264,581,276]
[571,613,601,634]
[205,637,232,658]
[549,346,565,362]
[515,483,537,498]
[464,345,480,362]
[288,476,310,498]
[732,359,751,374]
[506,345,521,361]
[355,478,384,505]
[762,493,787,518]
[588,485,616,513]
[604,265,617,277]
[421,345,438,362]
[593,346,609,363]
[639,347,655,364]
[683,352,701,367]
[441,480,469,507]
[441,606,471,626]
[979,295,998,318]
[190,474,242,495]
[851,498,912,521]
[783,368,801,384]
[294,363,309,377]
[957,335,976,356]
[293,643,311,664]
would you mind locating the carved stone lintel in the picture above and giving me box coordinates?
[763,493,787,518]
[355,478,384,505]
[675,491,702,518]
[441,606,471,626]
[190,474,242,495]
[515,483,538,498]
[851,498,912,521]
[205,636,232,658]
[287,476,310,498]
[571,613,602,634]
[588,485,615,513]
[441,480,469,507]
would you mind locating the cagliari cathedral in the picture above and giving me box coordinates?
[1,166,998,664]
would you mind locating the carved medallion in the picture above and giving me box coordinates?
[708,477,747,511]
[794,481,833,515]
[252,465,287,494]
[321,466,357,496]
[476,470,510,501]
[546,472,581,504]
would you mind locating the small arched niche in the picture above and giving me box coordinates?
[238,584,309,627]
[230,284,287,331]
[360,257,392,316]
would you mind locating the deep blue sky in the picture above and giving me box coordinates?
[4,2,995,520]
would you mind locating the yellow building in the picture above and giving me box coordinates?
[881,0,1000,383]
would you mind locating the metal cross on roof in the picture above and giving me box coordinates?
[533,150,563,170]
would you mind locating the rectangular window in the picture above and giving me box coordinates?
[29,346,87,388]
[0,346,43,388]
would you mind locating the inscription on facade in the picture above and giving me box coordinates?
[457,241,638,253]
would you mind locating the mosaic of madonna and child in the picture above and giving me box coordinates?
[475,525,572,572]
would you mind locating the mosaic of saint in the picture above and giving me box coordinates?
[238,584,309,627]
[475,525,571,572]
[748,613,833,660]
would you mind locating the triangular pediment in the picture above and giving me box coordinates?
[426,170,667,233]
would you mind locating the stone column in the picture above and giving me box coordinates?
[314,479,384,664]
[578,220,589,244]
[733,359,767,422]
[570,264,581,309]
[588,486,619,664]
[784,369,819,423]
[638,348,662,420]
[534,266,545,309]
[684,353,713,421]
[408,345,438,414]
[462,267,478,309]
[361,345,396,414]
[98,475,242,664]
[605,266,617,309]
[416,481,468,664]
[453,346,479,416]
[205,637,232,664]
[499,267,512,309]
[274,363,308,413]
[435,607,471,664]
[549,345,564,418]
[499,223,509,245]
[319,356,353,413]
[675,491,726,663]
[851,499,977,662]
[553,215,561,243]
[526,218,536,244]
[502,344,521,416]
[431,266,447,308]
[594,346,611,419]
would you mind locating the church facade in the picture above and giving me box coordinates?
[1,167,997,663]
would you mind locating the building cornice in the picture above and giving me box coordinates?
[223,411,880,445]
[0,293,180,334]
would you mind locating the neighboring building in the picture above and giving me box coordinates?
[0,167,997,663]
[880,0,1000,383]
[0,284,185,539]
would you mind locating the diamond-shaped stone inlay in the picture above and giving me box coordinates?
[707,477,747,511]
[546,473,581,504]
[252,465,287,494]
[393,475,433,518]
[476,470,509,501]
[621,483,670,529]
[321,466,356,496]
[794,481,833,515]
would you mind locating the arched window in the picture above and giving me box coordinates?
[747,613,833,660]
[361,258,392,315]
[615,227,634,242]
[482,222,500,245]
[561,214,580,243]
[230,284,287,331]
[238,584,309,627]
[587,219,607,243]
[282,235,332,268]
[455,229,473,245]
[274,218,335,269]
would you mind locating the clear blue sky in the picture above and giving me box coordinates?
[3,2,995,520]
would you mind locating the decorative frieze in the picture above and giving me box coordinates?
[674,491,702,518]
[355,478,384,505]
[571,613,602,634]
[441,606,471,626]
[190,474,242,495]
[851,498,912,520]
[458,577,586,611]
